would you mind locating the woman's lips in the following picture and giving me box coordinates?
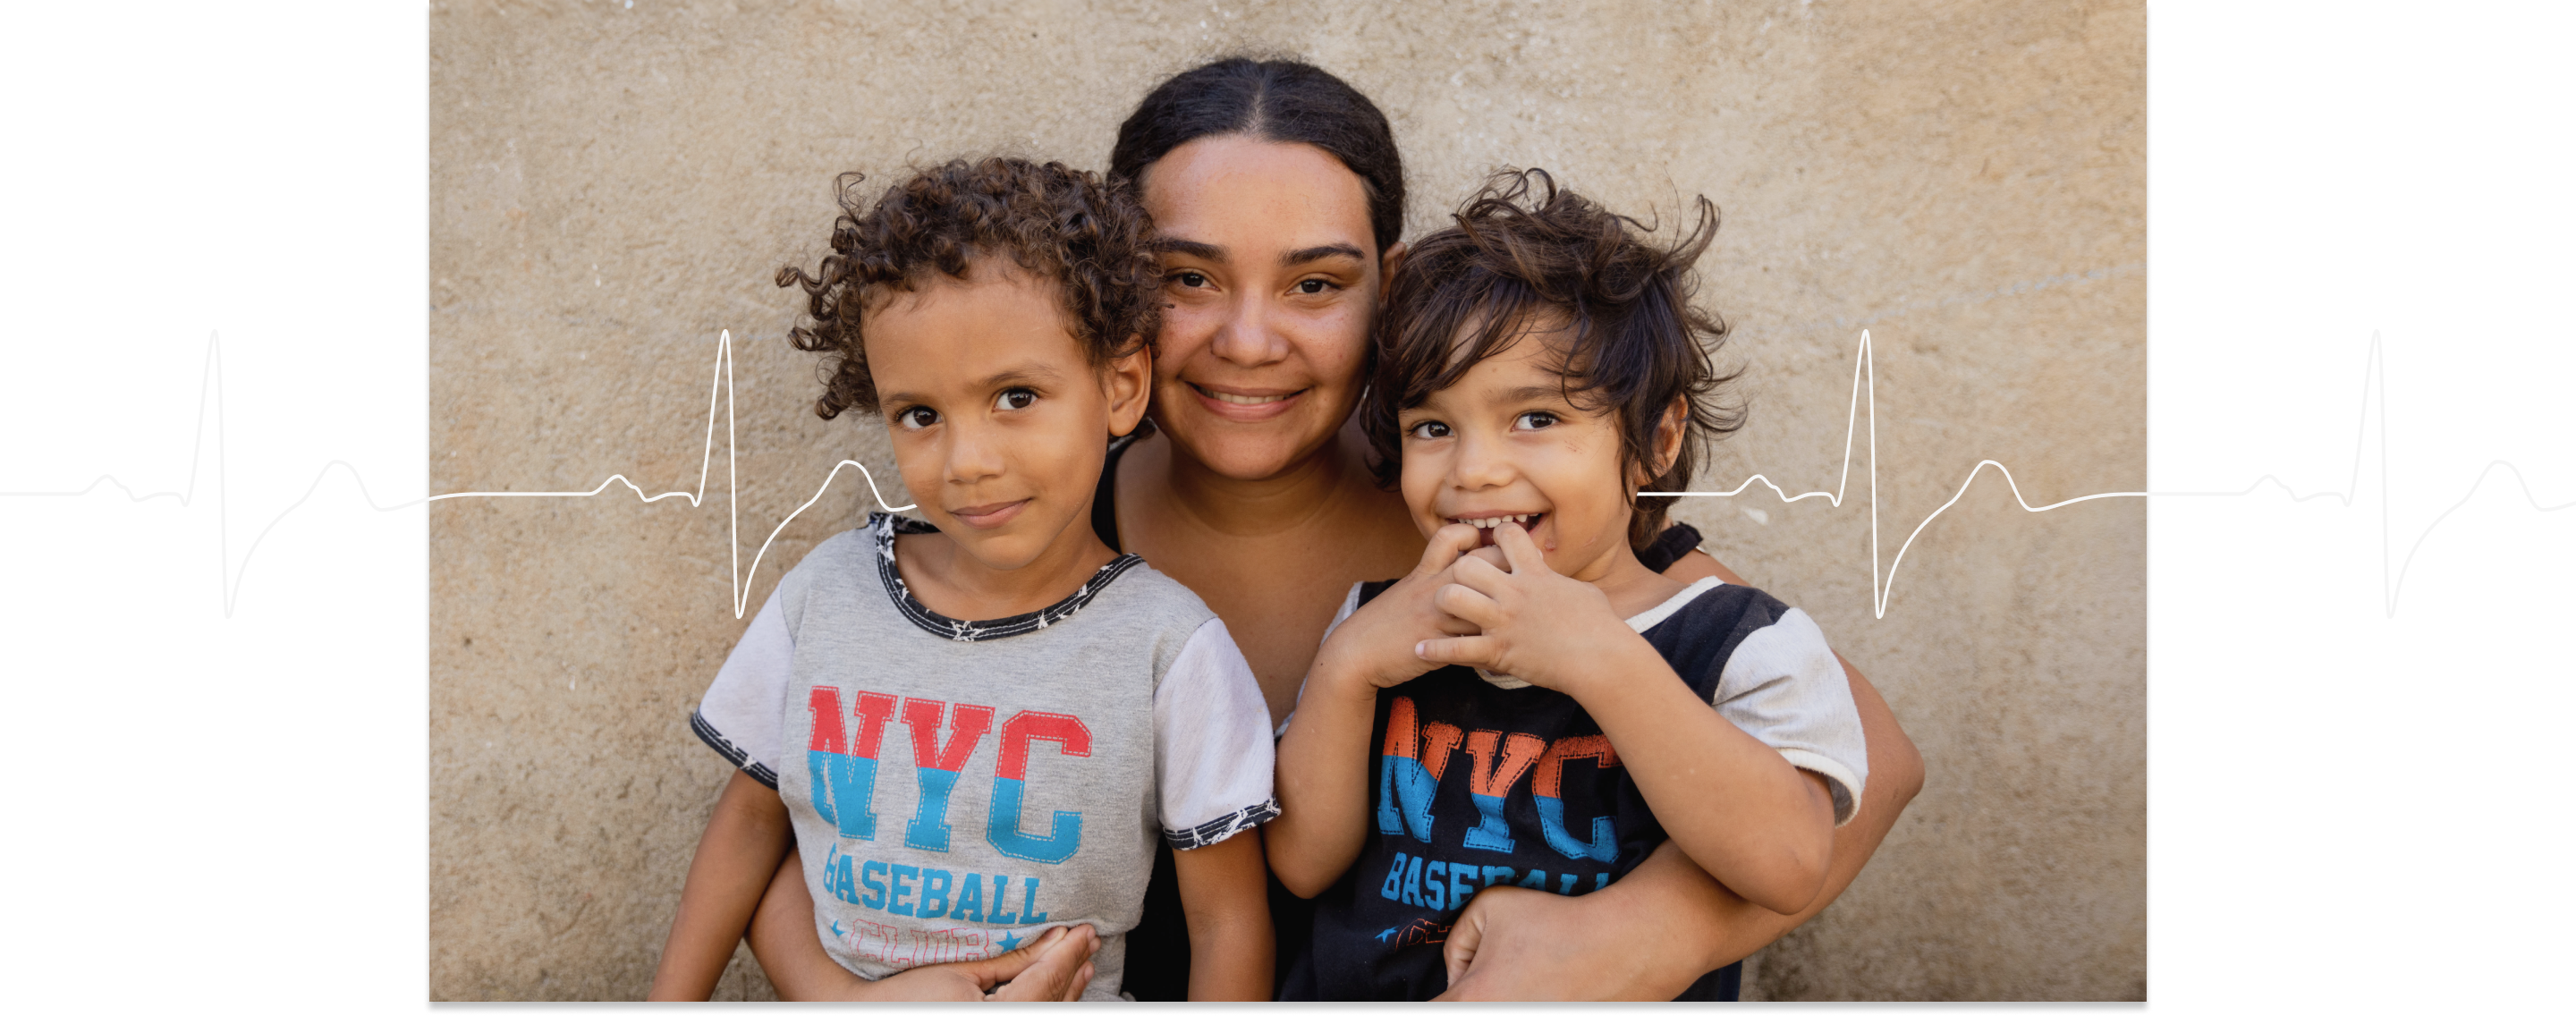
[1187,382,1305,422]
[947,499,1030,529]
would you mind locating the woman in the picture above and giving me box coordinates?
[747,57,1923,1001]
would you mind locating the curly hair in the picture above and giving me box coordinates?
[776,157,1163,420]
[1361,168,1745,552]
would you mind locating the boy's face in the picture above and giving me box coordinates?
[864,259,1148,572]
[1395,319,1664,585]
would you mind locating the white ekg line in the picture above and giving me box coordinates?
[432,328,2143,623]
[1644,329,2148,619]
[419,330,914,619]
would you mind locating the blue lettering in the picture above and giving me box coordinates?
[905,769,963,852]
[1017,876,1049,925]
[808,752,882,841]
[953,870,985,922]
[830,853,860,905]
[860,859,889,910]
[987,777,1083,865]
[1380,851,1410,901]
[987,874,1018,924]
[1400,855,1425,907]
[1536,797,1618,862]
[917,868,953,919]
[888,864,919,916]
[1379,755,1441,842]
[1424,860,1448,910]
[1483,865,1515,887]
[1462,792,1516,853]
[1517,868,1548,890]
[1556,872,1577,896]
[1449,863,1477,910]
[1595,872,1610,893]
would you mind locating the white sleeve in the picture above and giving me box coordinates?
[1714,606,1870,826]
[1154,617,1280,850]
[691,588,795,789]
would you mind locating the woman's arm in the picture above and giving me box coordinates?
[648,770,794,1000]
[1437,646,1925,999]
[1171,831,1275,999]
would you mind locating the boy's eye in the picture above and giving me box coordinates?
[1407,420,1452,440]
[1293,278,1335,295]
[1512,411,1559,431]
[1172,270,1210,289]
[896,406,939,430]
[994,387,1038,411]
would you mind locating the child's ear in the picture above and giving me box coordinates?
[1634,396,1690,487]
[1103,343,1153,438]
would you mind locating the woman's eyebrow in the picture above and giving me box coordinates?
[1281,242,1365,267]
[1148,236,1225,263]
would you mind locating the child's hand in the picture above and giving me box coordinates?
[1309,522,1489,690]
[1415,521,1650,697]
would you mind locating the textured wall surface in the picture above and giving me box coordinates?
[429,0,2142,1000]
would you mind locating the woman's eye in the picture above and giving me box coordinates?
[995,387,1038,411]
[897,406,938,430]
[1513,411,1559,431]
[1407,420,1452,440]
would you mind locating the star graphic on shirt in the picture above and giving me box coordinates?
[997,929,1024,952]
[1375,927,1398,944]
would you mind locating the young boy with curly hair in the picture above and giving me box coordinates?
[650,157,1277,1001]
[1266,170,1869,1000]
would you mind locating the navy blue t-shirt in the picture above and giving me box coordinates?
[1277,577,1804,1001]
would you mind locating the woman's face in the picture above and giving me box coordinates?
[1137,135,1398,481]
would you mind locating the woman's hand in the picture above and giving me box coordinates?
[1438,882,1679,1001]
[1307,521,1487,691]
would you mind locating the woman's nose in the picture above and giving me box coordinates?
[1209,292,1288,367]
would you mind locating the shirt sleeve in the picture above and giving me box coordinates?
[1154,617,1280,850]
[691,587,794,789]
[1714,606,1870,826]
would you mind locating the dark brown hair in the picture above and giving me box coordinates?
[777,157,1162,420]
[1109,57,1405,257]
[1361,168,1744,551]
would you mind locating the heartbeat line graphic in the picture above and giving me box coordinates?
[432,328,2143,623]
[1644,329,2147,619]
[413,330,916,618]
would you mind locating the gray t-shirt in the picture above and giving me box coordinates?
[693,513,1278,998]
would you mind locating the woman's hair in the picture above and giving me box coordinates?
[1109,57,1405,257]
[777,157,1161,420]
[1361,168,1745,551]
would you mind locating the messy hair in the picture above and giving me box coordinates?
[777,157,1162,420]
[1360,168,1744,551]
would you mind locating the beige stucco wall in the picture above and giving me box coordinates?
[429,0,2142,1000]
